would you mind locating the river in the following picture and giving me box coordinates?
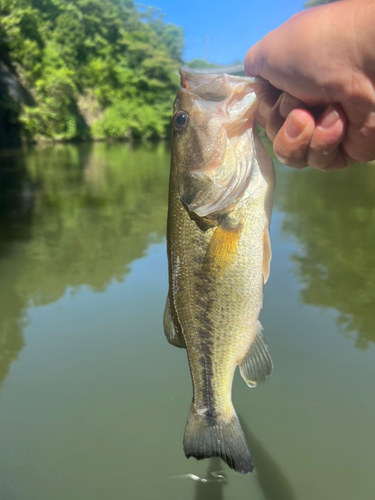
[0,142,374,500]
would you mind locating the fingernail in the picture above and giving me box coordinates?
[285,113,306,139]
[279,93,301,119]
[319,105,339,129]
[258,100,271,120]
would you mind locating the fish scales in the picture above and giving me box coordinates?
[164,68,275,474]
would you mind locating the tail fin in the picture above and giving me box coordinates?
[183,404,253,474]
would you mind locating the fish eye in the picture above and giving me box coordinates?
[173,110,189,131]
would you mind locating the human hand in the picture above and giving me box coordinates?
[245,0,375,171]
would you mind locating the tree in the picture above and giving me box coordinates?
[0,0,183,142]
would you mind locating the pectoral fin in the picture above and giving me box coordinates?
[202,221,242,273]
[239,321,273,388]
[163,297,186,349]
[263,227,272,284]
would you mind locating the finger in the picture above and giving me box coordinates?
[342,118,375,163]
[254,109,266,129]
[307,104,347,170]
[255,86,282,129]
[266,92,307,141]
[320,148,355,172]
[272,109,315,169]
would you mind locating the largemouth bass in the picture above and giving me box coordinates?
[164,67,275,474]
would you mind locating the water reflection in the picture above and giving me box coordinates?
[277,163,375,350]
[0,142,170,389]
[0,151,33,392]
[193,458,226,500]
[238,417,296,500]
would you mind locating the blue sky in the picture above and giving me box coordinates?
[143,0,306,65]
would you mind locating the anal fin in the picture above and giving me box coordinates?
[239,321,273,388]
[163,296,186,349]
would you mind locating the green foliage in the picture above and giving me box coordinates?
[0,0,183,141]
[20,62,79,140]
[188,59,218,70]
[139,6,184,61]
[93,99,169,140]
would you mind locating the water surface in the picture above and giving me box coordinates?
[0,143,374,500]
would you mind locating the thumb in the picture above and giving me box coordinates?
[244,40,266,78]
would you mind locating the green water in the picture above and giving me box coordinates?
[0,142,374,500]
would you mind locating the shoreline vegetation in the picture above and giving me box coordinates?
[0,0,336,149]
[0,0,219,148]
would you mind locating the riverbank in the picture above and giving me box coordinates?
[0,0,183,148]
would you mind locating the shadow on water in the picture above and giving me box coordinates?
[0,151,34,392]
[194,458,226,500]
[0,142,171,390]
[276,162,375,350]
[240,416,297,500]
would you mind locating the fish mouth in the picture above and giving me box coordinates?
[179,66,267,95]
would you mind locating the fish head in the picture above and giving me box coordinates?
[171,67,270,223]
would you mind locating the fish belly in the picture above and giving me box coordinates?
[170,195,265,411]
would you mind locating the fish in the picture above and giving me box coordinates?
[164,67,275,474]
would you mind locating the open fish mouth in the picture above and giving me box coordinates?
[179,66,267,96]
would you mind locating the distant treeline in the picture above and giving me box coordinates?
[0,0,184,143]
